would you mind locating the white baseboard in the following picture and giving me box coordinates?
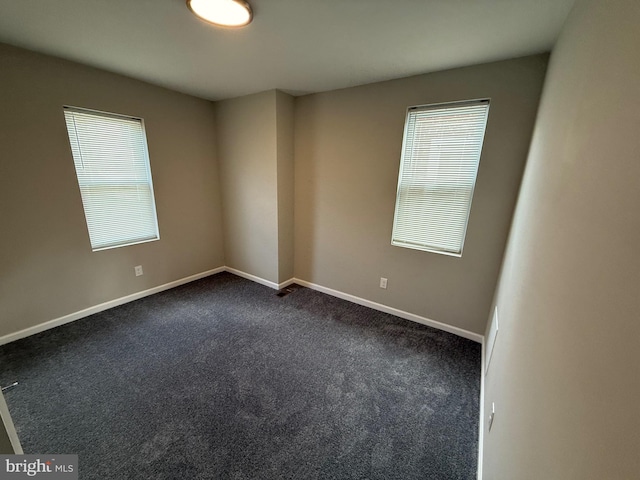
[477,337,486,479]
[292,278,484,344]
[0,266,482,347]
[219,271,481,343]
[224,267,294,291]
[278,278,297,289]
[0,267,225,347]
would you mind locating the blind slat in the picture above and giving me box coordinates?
[64,107,160,251]
[392,100,489,255]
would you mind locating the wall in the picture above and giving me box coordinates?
[216,91,279,284]
[276,91,295,283]
[0,43,224,340]
[294,55,548,335]
[482,0,640,478]
[216,89,295,286]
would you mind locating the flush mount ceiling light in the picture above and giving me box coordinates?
[186,0,253,28]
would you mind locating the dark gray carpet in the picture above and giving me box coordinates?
[0,272,481,479]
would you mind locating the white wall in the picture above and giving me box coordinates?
[482,0,640,477]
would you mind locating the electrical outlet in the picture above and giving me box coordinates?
[134,265,143,276]
[379,277,388,289]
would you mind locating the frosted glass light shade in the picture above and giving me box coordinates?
[187,0,253,28]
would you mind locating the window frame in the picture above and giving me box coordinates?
[63,105,160,252]
[391,98,490,257]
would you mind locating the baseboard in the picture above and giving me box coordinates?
[0,266,481,347]
[220,271,482,343]
[0,267,225,347]
[224,267,294,291]
[293,278,484,344]
[278,278,297,289]
[477,337,486,479]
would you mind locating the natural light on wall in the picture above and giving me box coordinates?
[63,107,160,251]
[186,0,253,28]
[391,99,490,256]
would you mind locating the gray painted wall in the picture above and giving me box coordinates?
[293,55,548,335]
[0,43,224,340]
[1,43,547,341]
[276,91,295,283]
[482,0,640,477]
[216,91,280,284]
[215,89,295,285]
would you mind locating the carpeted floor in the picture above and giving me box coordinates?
[0,272,481,479]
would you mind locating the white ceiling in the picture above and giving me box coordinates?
[0,0,575,101]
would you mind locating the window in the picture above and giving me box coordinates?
[391,99,490,256]
[63,106,160,251]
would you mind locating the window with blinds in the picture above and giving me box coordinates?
[63,107,160,251]
[391,99,490,256]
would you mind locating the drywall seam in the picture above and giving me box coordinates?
[294,278,484,343]
[0,267,226,347]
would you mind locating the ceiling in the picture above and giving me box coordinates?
[0,0,575,101]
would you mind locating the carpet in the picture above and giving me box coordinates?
[0,272,481,479]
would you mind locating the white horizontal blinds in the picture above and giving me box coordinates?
[392,100,489,255]
[64,107,159,251]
